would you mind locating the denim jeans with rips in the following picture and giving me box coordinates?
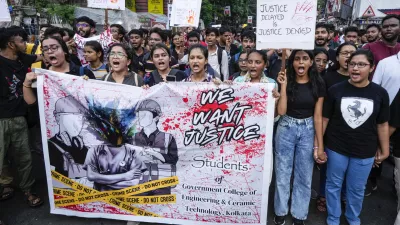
[274,115,315,220]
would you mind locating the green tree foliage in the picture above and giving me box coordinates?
[200,0,249,27]
[200,0,214,26]
[47,4,76,25]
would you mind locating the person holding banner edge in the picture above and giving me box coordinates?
[274,49,326,225]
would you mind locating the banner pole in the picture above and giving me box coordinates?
[105,9,109,26]
[280,49,287,72]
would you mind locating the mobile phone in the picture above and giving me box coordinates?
[166,75,176,82]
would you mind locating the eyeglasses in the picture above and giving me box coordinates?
[348,62,370,68]
[42,45,60,53]
[339,51,355,56]
[238,59,247,63]
[109,52,127,59]
[76,23,90,28]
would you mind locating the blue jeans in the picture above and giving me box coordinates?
[325,148,374,225]
[274,115,315,220]
[319,164,346,200]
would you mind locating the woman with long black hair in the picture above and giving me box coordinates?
[274,49,326,225]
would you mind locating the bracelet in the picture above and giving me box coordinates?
[22,83,32,88]
[313,147,319,149]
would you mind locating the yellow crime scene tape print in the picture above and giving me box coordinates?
[53,188,85,198]
[51,170,176,216]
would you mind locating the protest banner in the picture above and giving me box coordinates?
[36,69,275,224]
[256,0,317,50]
[87,0,125,10]
[169,0,202,27]
[148,0,164,14]
[0,0,11,22]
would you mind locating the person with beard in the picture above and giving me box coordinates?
[315,23,337,72]
[363,15,400,77]
[143,43,186,86]
[229,31,256,75]
[128,29,147,76]
[366,24,381,43]
[0,26,44,207]
[68,16,115,66]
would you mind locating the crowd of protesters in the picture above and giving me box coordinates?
[0,13,400,225]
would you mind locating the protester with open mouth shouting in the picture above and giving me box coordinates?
[274,50,326,225]
[102,43,143,87]
[323,49,390,225]
[143,43,186,87]
[184,44,221,85]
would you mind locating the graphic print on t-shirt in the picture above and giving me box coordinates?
[341,97,374,129]
[5,74,22,100]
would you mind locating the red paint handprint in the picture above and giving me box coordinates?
[186,10,195,25]
[292,1,315,26]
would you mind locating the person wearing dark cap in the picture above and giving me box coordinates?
[47,95,89,179]
[131,99,178,195]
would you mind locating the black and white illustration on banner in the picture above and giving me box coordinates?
[48,96,89,184]
[131,99,179,196]
[341,97,374,129]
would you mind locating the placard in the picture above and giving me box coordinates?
[169,0,202,27]
[256,0,317,50]
[87,0,125,10]
[36,69,275,225]
[0,0,11,22]
[148,0,163,14]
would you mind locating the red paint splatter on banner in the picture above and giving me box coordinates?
[234,134,266,162]
[222,170,231,175]
[182,97,188,103]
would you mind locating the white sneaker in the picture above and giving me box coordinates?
[127,222,140,225]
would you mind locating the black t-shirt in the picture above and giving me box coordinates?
[286,82,326,119]
[390,89,400,157]
[323,81,390,158]
[0,53,37,119]
[323,71,349,90]
[327,48,337,72]
[144,69,186,87]
[131,47,148,74]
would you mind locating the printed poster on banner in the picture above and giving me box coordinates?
[256,0,317,50]
[169,0,202,27]
[0,0,11,22]
[36,69,275,225]
[87,0,125,10]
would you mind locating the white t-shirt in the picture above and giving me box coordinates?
[372,52,400,105]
